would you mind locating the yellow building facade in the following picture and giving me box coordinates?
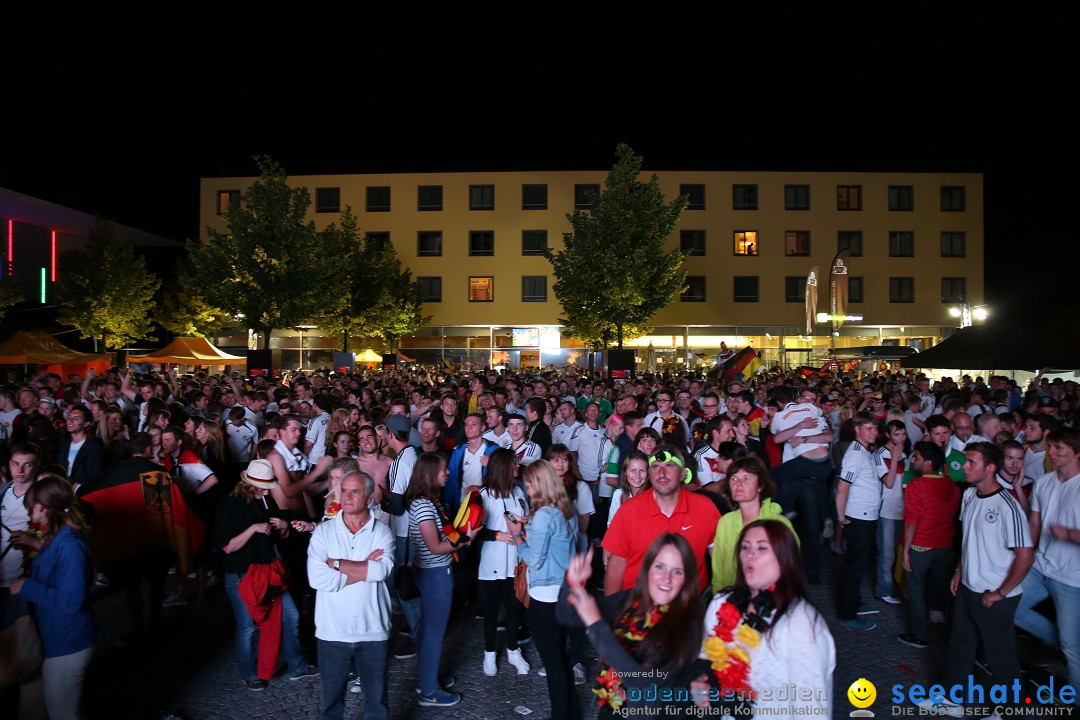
[199,170,983,371]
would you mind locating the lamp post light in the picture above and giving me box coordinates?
[295,325,317,370]
[948,303,988,328]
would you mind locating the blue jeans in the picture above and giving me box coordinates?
[317,639,388,720]
[391,536,422,638]
[412,565,453,696]
[224,572,306,680]
[876,517,902,598]
[1015,566,1080,696]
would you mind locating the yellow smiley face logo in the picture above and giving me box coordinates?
[847,678,876,708]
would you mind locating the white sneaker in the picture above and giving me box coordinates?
[573,662,586,685]
[349,678,362,694]
[538,666,547,677]
[483,651,497,677]
[916,698,963,717]
[507,648,530,675]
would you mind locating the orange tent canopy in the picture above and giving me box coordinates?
[128,337,246,366]
[0,329,110,366]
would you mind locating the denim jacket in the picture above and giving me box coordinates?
[517,505,576,588]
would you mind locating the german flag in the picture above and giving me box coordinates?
[80,467,204,575]
[716,347,761,384]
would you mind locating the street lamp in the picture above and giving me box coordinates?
[295,325,317,370]
[948,303,988,328]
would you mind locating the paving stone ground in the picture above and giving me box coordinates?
[3,547,1067,719]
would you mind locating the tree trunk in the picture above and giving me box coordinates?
[261,328,272,350]
[617,322,624,349]
[342,331,350,353]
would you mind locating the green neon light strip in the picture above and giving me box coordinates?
[40,267,46,303]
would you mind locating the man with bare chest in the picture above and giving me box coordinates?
[355,425,391,503]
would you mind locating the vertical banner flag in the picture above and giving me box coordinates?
[830,250,850,328]
[805,264,820,335]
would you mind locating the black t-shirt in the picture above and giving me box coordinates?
[215,495,276,574]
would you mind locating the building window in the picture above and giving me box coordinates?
[469,231,495,256]
[941,231,966,257]
[889,231,915,257]
[681,184,706,210]
[837,231,863,256]
[733,184,758,210]
[522,230,547,256]
[889,277,915,303]
[784,231,810,256]
[941,277,967,303]
[366,186,391,212]
[469,276,494,302]
[522,276,547,302]
[315,187,340,213]
[784,185,810,211]
[469,185,495,211]
[365,231,389,251]
[522,184,548,210]
[418,276,442,302]
[681,230,706,256]
[836,185,862,211]
[574,184,600,210]
[417,231,442,257]
[849,276,864,303]
[681,276,706,302]
[785,276,807,303]
[733,276,759,302]
[418,185,443,211]
[734,231,759,256]
[889,185,914,211]
[941,186,966,212]
[216,190,240,215]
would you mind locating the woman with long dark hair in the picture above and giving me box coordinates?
[10,476,97,720]
[561,533,704,718]
[693,519,835,717]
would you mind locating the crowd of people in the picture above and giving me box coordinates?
[0,361,1076,718]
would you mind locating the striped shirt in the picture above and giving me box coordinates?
[840,441,882,520]
[409,497,452,568]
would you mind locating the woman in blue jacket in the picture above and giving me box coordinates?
[10,476,97,720]
[507,459,581,720]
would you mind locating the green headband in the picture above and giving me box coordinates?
[648,450,693,484]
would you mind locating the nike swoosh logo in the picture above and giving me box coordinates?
[682,525,693,531]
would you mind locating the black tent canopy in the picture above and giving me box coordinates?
[900,325,1080,371]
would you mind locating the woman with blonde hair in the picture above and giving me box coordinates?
[324,408,353,454]
[506,460,580,719]
[97,404,129,465]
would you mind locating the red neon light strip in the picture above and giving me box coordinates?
[6,219,11,276]
[51,230,56,281]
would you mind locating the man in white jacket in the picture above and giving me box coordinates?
[307,471,396,720]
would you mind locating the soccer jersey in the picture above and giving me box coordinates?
[840,441,881,520]
[958,486,1032,597]
[874,446,906,521]
[771,402,829,462]
[695,444,723,487]
[552,420,584,451]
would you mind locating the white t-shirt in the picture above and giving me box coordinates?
[0,409,21,441]
[552,421,584,451]
[225,420,258,464]
[1024,448,1048,486]
[461,443,485,497]
[771,403,829,462]
[482,428,512,449]
[840,442,882,521]
[575,424,606,483]
[67,439,85,475]
[959,486,1031,596]
[904,409,927,444]
[306,412,332,463]
[510,441,541,467]
[573,480,595,518]
[388,446,418,538]
[695,444,723,487]
[1030,471,1080,587]
[0,484,30,586]
[874,446,906,521]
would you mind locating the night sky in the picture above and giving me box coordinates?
[1,8,1074,331]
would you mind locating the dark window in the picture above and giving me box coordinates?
[889,231,915,257]
[418,276,442,302]
[417,231,442,257]
[889,185,914,211]
[366,186,391,212]
[469,276,494,302]
[469,231,495,256]
[784,231,810,256]
[849,276,864,303]
[522,230,548,256]
[522,184,548,210]
[941,231,966,257]
[785,276,807,303]
[941,277,967,303]
[837,185,862,211]
[784,185,810,210]
[889,277,915,303]
[365,231,389,251]
[682,276,706,302]
[315,187,340,213]
[734,231,759,256]
[574,184,600,210]
[522,276,547,302]
[216,190,240,215]
[469,185,495,211]
[733,184,758,210]
[733,276,759,302]
[681,184,706,210]
[837,231,863,256]
[418,185,443,211]
[941,186,966,212]
[681,230,706,256]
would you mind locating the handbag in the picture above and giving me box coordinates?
[0,589,43,687]
[513,559,530,609]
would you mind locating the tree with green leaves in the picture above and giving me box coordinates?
[188,155,321,349]
[57,218,160,350]
[155,278,230,338]
[316,207,430,352]
[546,143,689,349]
[0,271,24,324]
